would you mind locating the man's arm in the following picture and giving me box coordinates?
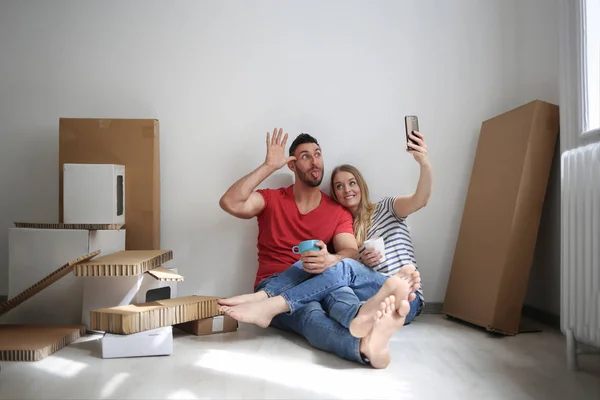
[219,128,296,219]
[301,233,359,274]
[219,164,273,219]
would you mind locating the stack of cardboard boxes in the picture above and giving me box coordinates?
[0,118,237,362]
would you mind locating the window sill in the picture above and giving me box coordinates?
[581,127,600,138]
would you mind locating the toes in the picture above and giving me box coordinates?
[408,292,416,302]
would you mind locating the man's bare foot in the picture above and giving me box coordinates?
[217,290,268,306]
[359,295,409,369]
[349,276,410,338]
[219,296,289,328]
[394,264,421,301]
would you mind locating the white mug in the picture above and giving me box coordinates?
[363,237,386,262]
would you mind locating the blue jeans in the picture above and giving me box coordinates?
[255,258,423,364]
[257,258,388,315]
[323,286,423,328]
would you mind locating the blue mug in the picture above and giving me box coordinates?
[292,239,320,254]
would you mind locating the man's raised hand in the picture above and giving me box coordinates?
[264,128,297,170]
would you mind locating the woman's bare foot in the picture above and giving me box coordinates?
[359,295,410,369]
[219,296,289,328]
[393,264,421,301]
[349,276,410,338]
[217,290,268,306]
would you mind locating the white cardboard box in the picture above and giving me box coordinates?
[64,163,125,225]
[2,228,125,326]
[81,266,179,331]
[101,326,173,359]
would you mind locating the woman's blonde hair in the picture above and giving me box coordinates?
[330,164,376,248]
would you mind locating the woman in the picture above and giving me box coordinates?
[328,130,432,324]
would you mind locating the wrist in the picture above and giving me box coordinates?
[325,253,341,268]
[419,159,432,169]
[261,162,278,174]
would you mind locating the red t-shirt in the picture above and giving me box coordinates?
[254,185,355,287]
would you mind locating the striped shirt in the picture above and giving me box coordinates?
[359,196,425,306]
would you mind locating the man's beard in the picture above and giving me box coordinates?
[298,167,323,187]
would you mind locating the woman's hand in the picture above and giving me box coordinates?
[407,131,429,166]
[360,248,383,267]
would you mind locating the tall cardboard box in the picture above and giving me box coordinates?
[2,227,125,326]
[442,100,559,335]
[58,118,160,250]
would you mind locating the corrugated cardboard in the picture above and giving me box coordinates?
[63,163,126,225]
[2,227,124,326]
[81,266,181,332]
[0,250,100,318]
[73,250,173,277]
[101,326,173,359]
[0,325,86,361]
[176,315,238,336]
[58,118,160,250]
[90,295,222,334]
[14,222,124,230]
[442,100,559,335]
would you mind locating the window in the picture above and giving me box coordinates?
[583,0,599,134]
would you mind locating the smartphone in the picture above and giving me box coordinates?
[404,115,419,150]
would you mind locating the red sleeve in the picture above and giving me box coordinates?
[334,207,355,236]
[256,188,273,216]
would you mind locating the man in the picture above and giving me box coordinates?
[218,128,413,368]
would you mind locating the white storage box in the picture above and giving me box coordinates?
[101,326,173,359]
[63,163,125,225]
[2,227,125,326]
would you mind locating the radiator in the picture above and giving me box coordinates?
[561,141,600,371]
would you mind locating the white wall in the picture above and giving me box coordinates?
[512,0,561,315]
[0,0,557,305]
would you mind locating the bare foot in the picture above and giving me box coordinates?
[217,290,268,306]
[349,276,410,338]
[394,264,421,302]
[219,296,289,328]
[360,295,410,369]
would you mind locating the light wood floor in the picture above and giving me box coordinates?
[0,314,599,399]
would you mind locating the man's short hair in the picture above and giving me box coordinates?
[289,133,320,156]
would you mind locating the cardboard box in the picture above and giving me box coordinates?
[59,118,160,250]
[2,227,124,326]
[176,315,238,336]
[442,100,559,335]
[101,326,173,359]
[72,249,173,277]
[90,295,222,334]
[0,325,86,361]
[64,163,125,225]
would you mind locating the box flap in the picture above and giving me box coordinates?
[146,266,184,281]
[73,250,173,277]
[0,250,100,317]
[14,222,124,230]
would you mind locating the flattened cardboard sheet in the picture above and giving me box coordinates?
[0,325,86,361]
[90,295,222,334]
[14,222,124,230]
[73,250,173,277]
[146,266,184,281]
[0,250,101,317]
